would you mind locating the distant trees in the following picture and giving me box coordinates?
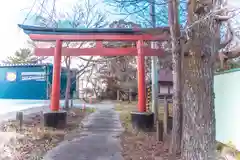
[2,48,45,64]
[95,20,141,101]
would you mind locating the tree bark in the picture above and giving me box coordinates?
[181,0,217,159]
[64,57,71,109]
[168,0,183,155]
[181,55,216,160]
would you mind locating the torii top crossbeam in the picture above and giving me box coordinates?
[18,24,169,113]
[19,24,169,39]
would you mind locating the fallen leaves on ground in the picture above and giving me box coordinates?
[120,111,180,160]
[0,107,92,160]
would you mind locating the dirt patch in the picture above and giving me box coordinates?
[0,107,94,160]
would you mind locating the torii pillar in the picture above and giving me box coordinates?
[130,40,154,131]
[43,40,67,129]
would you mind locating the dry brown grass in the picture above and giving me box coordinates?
[115,100,173,121]
[115,101,178,160]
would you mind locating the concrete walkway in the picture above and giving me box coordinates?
[43,102,124,160]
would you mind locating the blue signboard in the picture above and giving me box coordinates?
[21,72,46,81]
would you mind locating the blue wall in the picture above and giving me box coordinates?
[0,64,77,100]
[0,64,48,99]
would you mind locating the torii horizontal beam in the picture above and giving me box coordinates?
[19,24,169,41]
[29,34,168,41]
[35,47,165,56]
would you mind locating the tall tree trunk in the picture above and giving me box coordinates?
[168,0,183,155]
[182,55,216,160]
[64,57,71,109]
[181,0,217,159]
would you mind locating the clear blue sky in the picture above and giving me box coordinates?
[0,0,238,61]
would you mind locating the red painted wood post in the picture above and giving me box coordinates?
[50,40,62,111]
[137,40,146,112]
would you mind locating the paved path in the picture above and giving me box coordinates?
[43,102,124,160]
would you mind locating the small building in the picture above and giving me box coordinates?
[0,63,77,100]
[148,68,173,99]
[157,69,173,97]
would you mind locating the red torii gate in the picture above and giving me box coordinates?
[19,24,168,129]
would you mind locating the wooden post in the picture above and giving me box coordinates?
[117,90,120,101]
[16,111,23,132]
[163,96,169,136]
[156,118,163,141]
[70,99,73,107]
[129,88,132,102]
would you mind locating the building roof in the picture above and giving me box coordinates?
[18,24,169,35]
[0,63,78,73]
[215,68,240,76]
[0,63,52,68]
